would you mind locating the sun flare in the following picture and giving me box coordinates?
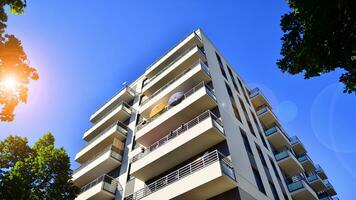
[1,76,18,91]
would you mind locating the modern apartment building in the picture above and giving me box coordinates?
[73,29,338,200]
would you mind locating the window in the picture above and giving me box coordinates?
[241,129,253,155]
[269,157,280,180]
[216,52,228,79]
[225,82,233,97]
[253,167,266,194]
[250,109,269,149]
[237,78,251,106]
[256,146,268,168]
[269,181,280,200]
[247,120,256,137]
[232,103,242,123]
[239,98,256,136]
[226,83,242,123]
[227,66,240,94]
[238,98,247,114]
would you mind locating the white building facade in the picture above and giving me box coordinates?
[73,29,338,200]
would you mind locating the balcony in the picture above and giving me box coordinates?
[130,111,225,181]
[307,173,326,192]
[125,150,236,200]
[142,46,206,96]
[140,60,211,115]
[90,86,135,123]
[324,180,337,196]
[274,149,304,177]
[76,174,119,200]
[256,106,280,128]
[145,31,203,80]
[135,82,217,147]
[315,165,328,180]
[265,125,291,149]
[290,136,307,156]
[298,154,316,172]
[76,122,127,163]
[318,192,337,200]
[73,145,122,187]
[287,180,318,200]
[249,88,271,109]
[84,102,132,141]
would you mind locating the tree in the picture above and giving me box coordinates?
[277,0,355,93]
[0,0,39,122]
[0,133,79,200]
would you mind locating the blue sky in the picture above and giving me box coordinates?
[0,1,354,199]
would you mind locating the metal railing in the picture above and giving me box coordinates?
[89,102,132,131]
[79,174,119,195]
[144,45,205,87]
[92,86,135,120]
[145,31,202,71]
[249,88,261,99]
[265,125,291,141]
[307,173,320,183]
[297,154,312,163]
[125,150,234,200]
[315,164,325,174]
[74,145,122,174]
[131,111,223,163]
[290,136,301,145]
[136,82,216,131]
[141,60,209,106]
[324,180,334,189]
[274,148,296,161]
[287,179,306,193]
[79,121,128,151]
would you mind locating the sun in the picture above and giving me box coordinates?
[1,76,18,91]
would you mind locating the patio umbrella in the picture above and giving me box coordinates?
[149,101,167,118]
[168,92,184,106]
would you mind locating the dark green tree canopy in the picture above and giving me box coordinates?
[278,0,355,93]
[0,133,79,200]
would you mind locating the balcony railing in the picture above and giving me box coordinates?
[79,174,119,195]
[265,125,290,141]
[91,102,131,127]
[125,150,235,200]
[131,111,223,163]
[146,31,202,71]
[74,145,122,174]
[79,121,128,151]
[275,148,296,161]
[136,82,216,131]
[307,173,319,182]
[290,136,301,145]
[141,60,209,106]
[298,154,311,163]
[249,88,261,99]
[256,106,276,118]
[143,45,206,87]
[92,86,135,119]
[324,180,334,189]
[287,180,306,193]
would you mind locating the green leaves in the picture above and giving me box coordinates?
[0,133,79,200]
[278,0,356,93]
[0,0,39,122]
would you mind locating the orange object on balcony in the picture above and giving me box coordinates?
[149,101,167,118]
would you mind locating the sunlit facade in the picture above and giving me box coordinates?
[73,29,338,200]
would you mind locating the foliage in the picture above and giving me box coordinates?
[0,0,39,122]
[278,0,355,93]
[0,133,79,200]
